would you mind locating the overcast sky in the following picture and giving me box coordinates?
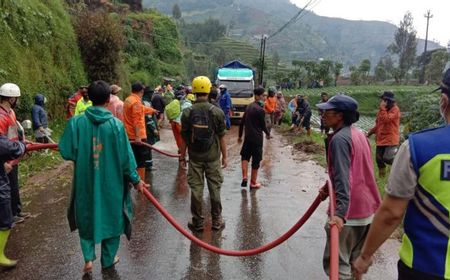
[291,0,450,47]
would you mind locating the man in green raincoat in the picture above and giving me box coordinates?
[59,80,147,274]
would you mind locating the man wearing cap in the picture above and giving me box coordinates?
[124,82,157,182]
[107,84,124,122]
[353,68,450,280]
[317,94,381,280]
[219,84,232,130]
[367,91,401,177]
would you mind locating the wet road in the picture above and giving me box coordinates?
[2,126,399,280]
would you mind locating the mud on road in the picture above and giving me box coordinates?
[1,126,399,280]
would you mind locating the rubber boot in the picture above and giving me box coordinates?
[250,169,262,189]
[0,230,17,268]
[137,168,145,182]
[241,161,248,187]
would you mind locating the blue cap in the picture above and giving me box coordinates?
[316,94,358,111]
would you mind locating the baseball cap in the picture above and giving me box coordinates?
[380,91,395,101]
[219,84,227,89]
[131,82,144,92]
[316,94,358,111]
[434,68,450,93]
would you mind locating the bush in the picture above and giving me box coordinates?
[74,10,125,82]
[403,92,442,135]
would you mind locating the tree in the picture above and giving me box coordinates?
[74,10,125,82]
[426,49,450,83]
[358,59,371,81]
[333,62,343,86]
[388,12,417,83]
[172,3,182,20]
[349,65,361,85]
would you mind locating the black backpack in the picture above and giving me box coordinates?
[188,105,215,153]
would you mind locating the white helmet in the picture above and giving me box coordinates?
[0,83,21,97]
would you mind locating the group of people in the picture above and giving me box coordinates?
[1,67,450,280]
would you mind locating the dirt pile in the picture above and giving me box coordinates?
[293,140,325,154]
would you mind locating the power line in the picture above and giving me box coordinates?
[267,0,316,40]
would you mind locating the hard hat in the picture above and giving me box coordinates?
[186,93,196,102]
[0,83,21,97]
[192,76,212,94]
[268,86,276,94]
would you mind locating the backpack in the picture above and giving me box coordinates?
[188,105,215,153]
[165,99,181,121]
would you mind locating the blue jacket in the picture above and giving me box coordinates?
[31,94,48,130]
[219,91,232,113]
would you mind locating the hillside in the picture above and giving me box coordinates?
[143,0,442,66]
[0,1,86,118]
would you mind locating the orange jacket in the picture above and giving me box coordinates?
[123,93,156,140]
[264,96,277,113]
[368,105,401,146]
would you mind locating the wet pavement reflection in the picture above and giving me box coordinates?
[1,126,399,280]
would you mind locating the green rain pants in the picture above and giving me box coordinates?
[80,235,120,268]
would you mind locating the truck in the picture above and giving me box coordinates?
[215,60,255,119]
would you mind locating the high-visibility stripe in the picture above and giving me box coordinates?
[399,234,413,268]
[413,196,449,237]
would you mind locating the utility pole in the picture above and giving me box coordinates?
[260,35,267,87]
[258,35,264,86]
[420,10,433,84]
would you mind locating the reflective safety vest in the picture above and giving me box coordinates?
[401,125,450,278]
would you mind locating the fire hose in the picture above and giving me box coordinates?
[142,180,339,280]
[22,142,339,279]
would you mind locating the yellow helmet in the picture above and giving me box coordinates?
[192,76,211,94]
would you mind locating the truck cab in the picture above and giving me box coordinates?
[216,61,255,119]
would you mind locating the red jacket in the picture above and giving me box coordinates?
[368,105,401,146]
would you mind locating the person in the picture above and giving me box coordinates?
[209,85,220,107]
[264,87,277,132]
[31,93,50,143]
[353,68,450,280]
[74,88,92,116]
[142,87,159,169]
[0,83,25,268]
[59,80,147,274]
[367,91,401,178]
[293,95,312,136]
[166,91,185,155]
[107,84,124,122]
[123,82,157,182]
[238,87,270,188]
[318,92,330,135]
[0,83,29,225]
[67,86,87,119]
[151,86,166,128]
[0,135,26,268]
[180,76,227,232]
[316,94,381,280]
[219,84,232,130]
[274,91,286,126]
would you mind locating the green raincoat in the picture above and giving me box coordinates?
[59,106,140,243]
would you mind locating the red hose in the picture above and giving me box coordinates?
[130,141,180,158]
[326,180,339,280]
[26,143,59,152]
[142,187,322,256]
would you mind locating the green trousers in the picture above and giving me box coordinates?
[188,159,223,227]
[80,235,120,268]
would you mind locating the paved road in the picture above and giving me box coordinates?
[1,126,399,280]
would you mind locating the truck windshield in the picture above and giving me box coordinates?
[219,80,253,98]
